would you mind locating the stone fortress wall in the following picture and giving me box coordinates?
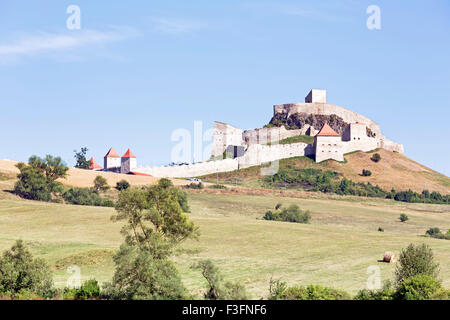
[133,89,404,178]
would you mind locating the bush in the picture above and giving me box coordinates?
[378,227,384,232]
[362,169,372,176]
[395,243,440,285]
[93,175,110,193]
[185,182,204,189]
[395,274,441,300]
[65,279,100,300]
[0,240,53,298]
[399,214,409,222]
[192,259,249,300]
[62,187,115,207]
[209,184,227,189]
[268,280,350,300]
[425,228,450,240]
[371,153,381,162]
[263,204,311,224]
[354,281,395,300]
[115,180,130,191]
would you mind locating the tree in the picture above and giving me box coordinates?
[115,180,130,191]
[371,153,381,162]
[362,169,372,176]
[395,243,440,285]
[192,259,249,300]
[92,175,110,194]
[395,274,441,300]
[14,155,68,201]
[106,179,199,299]
[0,240,53,298]
[74,147,90,169]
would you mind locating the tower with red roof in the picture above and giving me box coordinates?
[89,157,102,171]
[120,148,137,174]
[314,123,344,163]
[104,147,121,172]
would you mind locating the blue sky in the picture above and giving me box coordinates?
[0,0,449,175]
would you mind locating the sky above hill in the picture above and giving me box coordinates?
[0,1,449,176]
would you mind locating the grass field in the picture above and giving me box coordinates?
[0,186,449,298]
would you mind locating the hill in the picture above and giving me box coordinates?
[200,149,450,195]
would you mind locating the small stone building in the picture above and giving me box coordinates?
[120,148,137,174]
[104,147,121,173]
[314,123,344,163]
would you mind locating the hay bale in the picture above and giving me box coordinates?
[383,251,397,263]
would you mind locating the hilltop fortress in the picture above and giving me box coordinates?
[133,89,403,178]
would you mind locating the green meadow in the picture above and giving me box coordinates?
[0,188,449,298]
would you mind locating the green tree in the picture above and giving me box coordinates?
[395,243,440,285]
[14,155,68,201]
[106,179,198,300]
[0,240,53,298]
[395,274,441,300]
[192,259,249,300]
[92,175,110,194]
[115,180,130,191]
[73,147,90,169]
[371,153,381,162]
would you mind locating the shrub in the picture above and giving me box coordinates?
[115,180,130,191]
[354,281,395,300]
[395,274,441,300]
[186,182,204,189]
[93,175,110,193]
[268,280,350,300]
[209,184,227,189]
[395,243,440,285]
[362,169,372,176]
[378,227,384,232]
[62,187,115,207]
[72,279,100,300]
[371,153,381,162]
[425,228,450,240]
[192,259,249,300]
[0,240,53,298]
[263,204,311,224]
[399,214,409,222]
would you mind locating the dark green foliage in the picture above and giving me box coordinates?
[362,169,372,176]
[378,227,384,232]
[64,279,101,300]
[395,243,440,285]
[371,153,381,162]
[262,167,450,204]
[268,112,348,135]
[209,184,227,189]
[107,179,198,300]
[14,155,68,201]
[185,182,204,189]
[268,279,350,300]
[425,228,450,240]
[399,214,409,222]
[115,180,130,191]
[73,147,90,169]
[0,240,53,298]
[263,204,311,224]
[62,187,115,207]
[354,281,395,300]
[395,274,441,300]
[92,175,110,194]
[192,259,249,300]
[102,244,187,300]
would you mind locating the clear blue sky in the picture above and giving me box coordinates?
[0,1,449,175]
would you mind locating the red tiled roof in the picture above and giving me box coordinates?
[122,148,136,158]
[316,123,341,137]
[89,157,102,170]
[130,171,152,177]
[104,147,120,158]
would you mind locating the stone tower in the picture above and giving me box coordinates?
[104,147,121,172]
[305,89,326,103]
[314,123,343,163]
[121,148,137,174]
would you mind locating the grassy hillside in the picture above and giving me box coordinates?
[0,188,449,297]
[200,149,450,194]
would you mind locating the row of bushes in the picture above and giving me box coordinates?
[426,228,450,240]
[262,167,450,204]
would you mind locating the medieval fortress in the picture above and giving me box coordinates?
[103,89,404,178]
